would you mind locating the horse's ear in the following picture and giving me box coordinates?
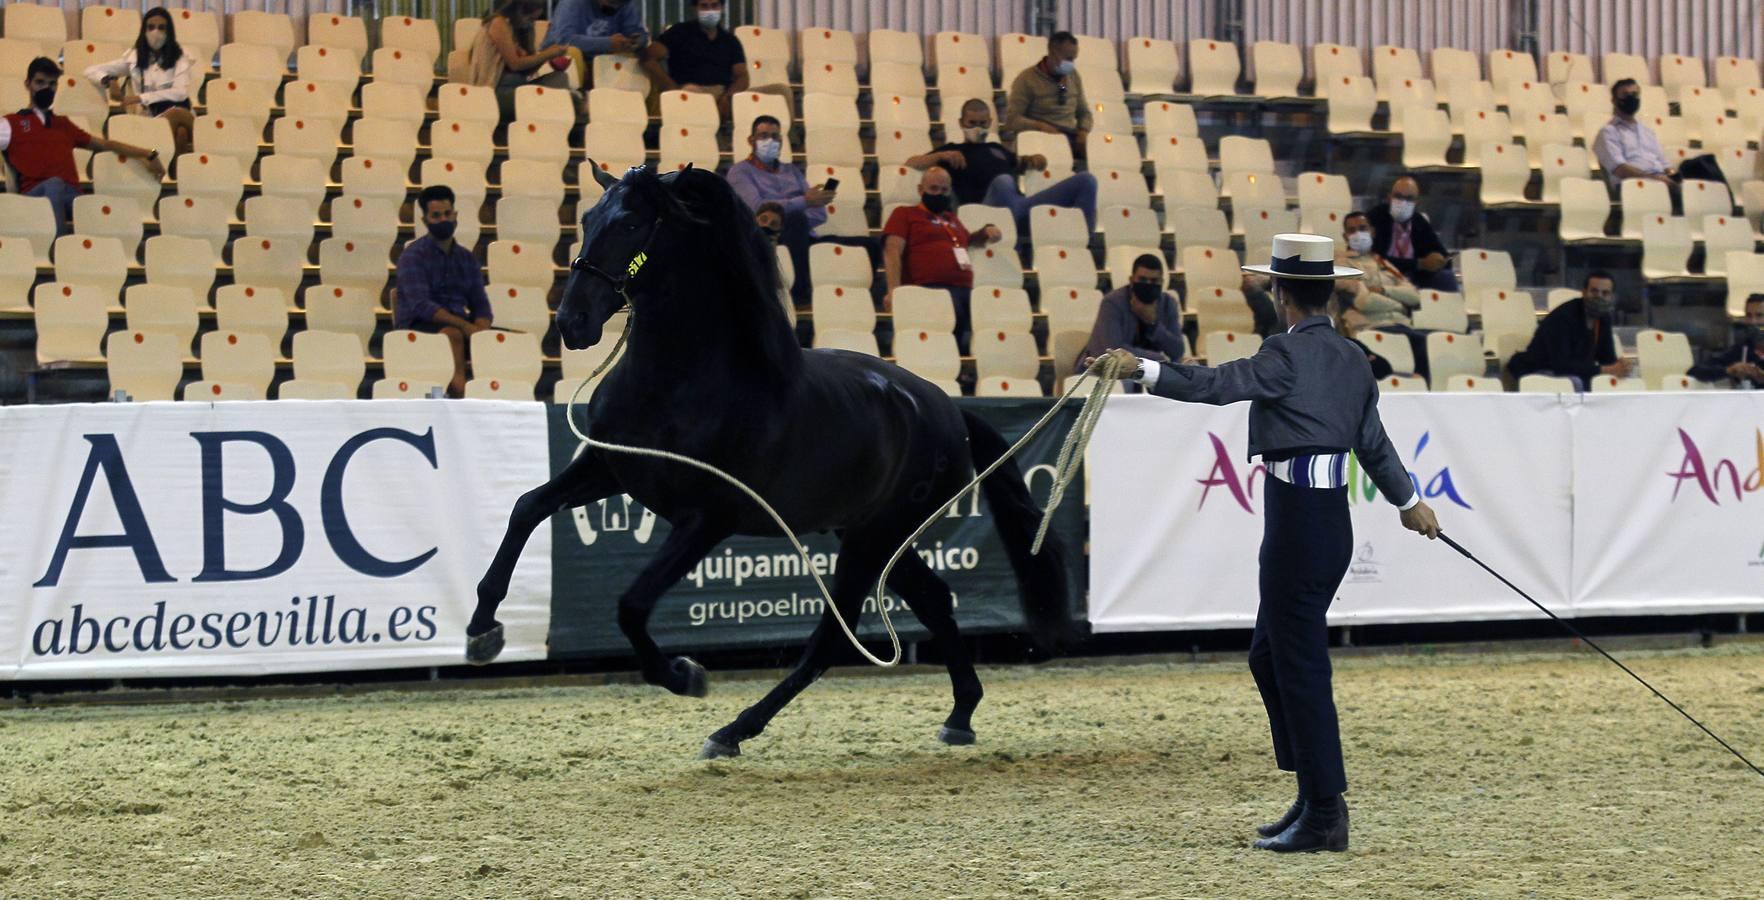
[587,159,617,190]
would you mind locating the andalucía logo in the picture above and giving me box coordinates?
[1667,428,1763,505]
[1196,431,1473,514]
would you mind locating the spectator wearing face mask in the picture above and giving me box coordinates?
[1004,31,1090,160]
[727,115,833,306]
[1335,211,1429,379]
[549,0,648,67]
[882,167,1003,351]
[1593,78,1675,191]
[0,57,165,237]
[465,0,572,124]
[83,7,195,154]
[1077,253,1187,385]
[396,185,494,398]
[1689,294,1764,388]
[907,97,1098,236]
[641,0,759,124]
[1506,270,1631,391]
[1365,175,1458,292]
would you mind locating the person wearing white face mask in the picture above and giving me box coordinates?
[83,7,195,154]
[1363,175,1458,292]
[1334,211,1420,330]
[728,115,870,306]
[1004,31,1091,160]
[641,0,762,124]
[905,98,1098,236]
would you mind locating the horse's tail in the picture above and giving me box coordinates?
[960,409,1071,657]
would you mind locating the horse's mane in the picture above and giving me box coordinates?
[631,166,802,385]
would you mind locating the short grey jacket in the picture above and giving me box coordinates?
[1149,315,1416,507]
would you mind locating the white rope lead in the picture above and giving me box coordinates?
[564,316,1127,666]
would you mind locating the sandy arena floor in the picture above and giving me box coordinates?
[1,643,1760,899]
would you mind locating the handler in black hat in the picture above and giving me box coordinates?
[1091,233,1442,852]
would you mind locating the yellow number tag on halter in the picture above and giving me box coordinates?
[626,251,649,278]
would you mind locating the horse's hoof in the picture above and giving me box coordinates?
[699,738,741,760]
[670,656,709,698]
[464,623,504,666]
[937,725,977,746]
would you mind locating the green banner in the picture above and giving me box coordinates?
[546,399,1087,659]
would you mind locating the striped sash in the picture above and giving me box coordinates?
[1265,452,1349,489]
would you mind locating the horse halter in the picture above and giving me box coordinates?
[571,216,666,308]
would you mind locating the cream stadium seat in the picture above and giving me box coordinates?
[1311,44,1362,97]
[1361,329,1416,374]
[1518,374,1578,393]
[72,195,145,261]
[659,89,720,130]
[516,84,577,127]
[1186,286,1248,339]
[1219,135,1276,179]
[892,286,957,333]
[1459,248,1517,300]
[339,157,409,204]
[0,194,58,265]
[486,240,553,290]
[1102,204,1162,253]
[803,60,860,98]
[282,330,365,398]
[1520,113,1575,168]
[1659,53,1707,101]
[1701,216,1755,278]
[870,61,927,99]
[1430,47,1481,91]
[1325,75,1377,134]
[495,195,562,248]
[799,25,857,68]
[1030,204,1090,252]
[975,376,1042,398]
[1558,177,1614,242]
[1479,143,1532,205]
[1170,208,1230,258]
[1150,138,1211,192]
[1296,172,1351,221]
[373,378,444,399]
[1042,286,1103,336]
[318,236,395,298]
[215,285,289,349]
[1372,45,1425,100]
[432,119,496,176]
[0,236,34,312]
[1034,245,1097,291]
[361,81,427,135]
[465,377,535,400]
[1412,290,1469,333]
[1640,215,1694,279]
[1378,375,1428,393]
[106,331,184,400]
[931,31,987,71]
[1241,209,1298,262]
[233,9,294,60]
[1619,178,1672,240]
[1427,332,1487,383]
[893,329,961,382]
[218,41,287,85]
[579,122,647,176]
[809,243,872,290]
[50,70,106,122]
[970,287,1033,334]
[352,117,421,172]
[1602,52,1652,87]
[373,47,436,91]
[1250,41,1302,99]
[1635,329,1695,389]
[971,330,1040,379]
[200,78,274,133]
[1444,374,1502,392]
[174,152,245,214]
[468,330,541,398]
[482,284,547,337]
[442,82,503,127]
[1400,107,1453,168]
[382,329,456,388]
[1545,51,1596,87]
[1589,374,1647,392]
[874,125,932,168]
[1180,245,1241,294]
[1505,79,1557,124]
[865,29,921,72]
[1125,37,1179,96]
[69,23,131,61]
[4,4,67,55]
[124,284,199,353]
[1384,76,1436,132]
[1716,57,1762,105]
[1540,145,1591,203]
[258,155,330,218]
[198,330,274,399]
[1187,38,1240,96]
[812,329,877,356]
[54,235,128,300]
[1459,109,1512,165]
[330,195,401,245]
[283,82,350,141]
[997,32,1042,80]
[812,285,876,333]
[1479,288,1538,359]
[304,284,378,349]
[1142,100,1199,139]
[1222,171,1284,218]
[232,237,308,302]
[142,235,218,310]
[1016,131,1075,185]
[970,243,1024,290]
[660,122,721,172]
[95,116,172,208]
[381,14,440,64]
[244,194,317,252]
[35,283,109,363]
[876,165,920,209]
[296,43,362,91]
[1203,331,1260,364]
[1487,48,1539,104]
[1680,179,1734,235]
[1657,374,1700,391]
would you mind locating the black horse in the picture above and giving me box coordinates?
[467,164,1066,758]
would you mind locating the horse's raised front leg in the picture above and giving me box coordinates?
[615,513,733,697]
[467,448,620,664]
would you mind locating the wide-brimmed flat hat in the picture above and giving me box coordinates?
[1242,232,1362,280]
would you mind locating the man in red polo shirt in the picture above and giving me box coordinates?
[882,167,1003,352]
[1,58,165,236]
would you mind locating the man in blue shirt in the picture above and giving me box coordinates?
[548,0,648,70]
[395,185,494,397]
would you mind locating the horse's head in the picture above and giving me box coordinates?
[558,163,707,350]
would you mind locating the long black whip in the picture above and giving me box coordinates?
[1437,531,1764,781]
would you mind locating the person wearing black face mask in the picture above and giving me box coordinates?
[1507,270,1631,390]
[1076,254,1187,387]
[881,168,1003,353]
[1,57,164,237]
[1593,78,1677,192]
[394,185,495,398]
[1689,294,1764,388]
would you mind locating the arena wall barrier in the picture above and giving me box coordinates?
[544,400,1089,659]
[1089,393,1764,632]
[0,401,553,680]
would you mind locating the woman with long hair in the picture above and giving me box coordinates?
[83,7,194,153]
[467,0,571,123]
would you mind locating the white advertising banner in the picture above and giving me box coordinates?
[0,400,552,679]
[1089,394,1575,631]
[1572,394,1764,616]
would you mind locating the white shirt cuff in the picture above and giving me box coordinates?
[1398,491,1420,511]
[1136,358,1161,387]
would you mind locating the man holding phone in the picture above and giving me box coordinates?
[728,115,866,305]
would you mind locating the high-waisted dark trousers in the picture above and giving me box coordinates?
[1249,476,1353,798]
